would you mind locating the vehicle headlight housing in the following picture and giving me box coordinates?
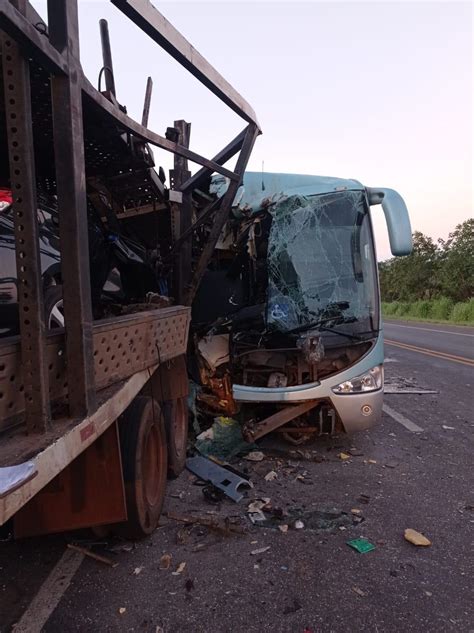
[332,365,383,394]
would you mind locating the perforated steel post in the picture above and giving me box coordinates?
[48,0,96,417]
[1,15,51,432]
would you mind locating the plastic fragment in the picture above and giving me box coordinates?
[352,586,367,597]
[132,566,143,576]
[159,554,172,570]
[278,524,289,533]
[351,508,362,515]
[172,562,186,575]
[347,538,375,554]
[294,520,304,530]
[338,452,351,460]
[251,546,270,555]
[264,470,278,481]
[118,608,126,615]
[404,528,431,546]
[244,451,265,462]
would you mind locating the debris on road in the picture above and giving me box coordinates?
[338,452,351,460]
[351,508,362,515]
[160,554,172,570]
[67,543,118,568]
[293,520,305,530]
[132,566,143,576]
[247,498,271,523]
[195,417,257,461]
[186,456,252,502]
[244,451,265,462]
[264,470,278,481]
[351,586,367,597]
[118,608,126,615]
[251,546,270,555]
[442,425,455,430]
[167,510,247,535]
[404,528,431,546]
[346,538,376,554]
[172,562,187,575]
[278,524,289,533]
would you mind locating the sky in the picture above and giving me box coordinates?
[32,0,473,260]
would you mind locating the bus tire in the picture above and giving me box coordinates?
[118,396,167,539]
[162,396,188,479]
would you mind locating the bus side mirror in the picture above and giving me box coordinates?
[366,187,413,256]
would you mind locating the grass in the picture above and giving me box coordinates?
[382,298,474,325]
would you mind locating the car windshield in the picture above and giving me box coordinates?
[265,190,378,334]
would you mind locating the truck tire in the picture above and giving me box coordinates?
[162,396,188,479]
[118,396,167,539]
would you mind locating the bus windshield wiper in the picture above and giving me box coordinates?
[287,315,344,335]
[319,326,381,341]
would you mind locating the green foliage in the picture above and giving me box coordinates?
[382,298,474,324]
[379,220,474,305]
[451,299,474,323]
[430,297,454,320]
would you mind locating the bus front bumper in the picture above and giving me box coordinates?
[232,336,384,433]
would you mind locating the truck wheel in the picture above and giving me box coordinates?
[118,396,167,539]
[163,396,188,479]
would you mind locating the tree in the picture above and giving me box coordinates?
[439,219,474,301]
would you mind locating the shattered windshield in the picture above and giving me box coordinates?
[266,190,378,333]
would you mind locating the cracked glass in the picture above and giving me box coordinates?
[266,190,378,333]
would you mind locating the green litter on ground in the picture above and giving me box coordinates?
[346,538,376,554]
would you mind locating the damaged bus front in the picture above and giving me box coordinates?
[192,173,412,442]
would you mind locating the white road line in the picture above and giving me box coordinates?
[385,323,474,337]
[383,403,424,433]
[13,548,84,633]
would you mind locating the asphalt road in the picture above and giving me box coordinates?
[384,319,474,362]
[0,320,473,633]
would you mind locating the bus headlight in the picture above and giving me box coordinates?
[332,365,383,394]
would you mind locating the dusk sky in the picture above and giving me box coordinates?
[33,1,473,260]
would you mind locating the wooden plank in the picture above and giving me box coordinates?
[243,401,319,442]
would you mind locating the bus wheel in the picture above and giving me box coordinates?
[163,396,188,479]
[118,396,167,539]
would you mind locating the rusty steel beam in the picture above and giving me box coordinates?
[183,123,259,305]
[111,0,260,128]
[0,0,68,74]
[1,9,51,433]
[81,77,239,181]
[48,0,96,417]
[178,127,248,194]
[141,76,153,126]
[170,120,192,303]
[99,18,116,97]
[243,401,319,442]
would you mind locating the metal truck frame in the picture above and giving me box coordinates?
[0,0,259,537]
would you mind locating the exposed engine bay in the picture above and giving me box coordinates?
[190,176,379,437]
